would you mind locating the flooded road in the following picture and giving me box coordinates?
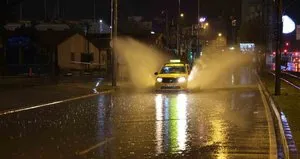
[0,88,276,159]
[0,66,278,158]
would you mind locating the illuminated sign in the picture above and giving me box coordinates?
[170,59,181,63]
[240,43,255,52]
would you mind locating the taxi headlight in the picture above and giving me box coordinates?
[156,78,163,82]
[178,77,186,83]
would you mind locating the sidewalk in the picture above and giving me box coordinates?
[0,78,136,112]
[260,72,300,153]
[0,75,108,92]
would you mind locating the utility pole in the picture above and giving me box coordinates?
[177,0,181,56]
[197,0,200,62]
[57,0,60,19]
[19,2,22,21]
[111,0,117,87]
[164,10,169,48]
[93,0,96,22]
[44,0,47,20]
[275,0,282,95]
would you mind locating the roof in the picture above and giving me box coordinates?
[86,33,111,49]
[4,29,111,49]
[35,31,78,47]
[4,29,78,47]
[90,38,110,49]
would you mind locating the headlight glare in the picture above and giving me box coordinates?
[157,78,163,82]
[178,77,186,83]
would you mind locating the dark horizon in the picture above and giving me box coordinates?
[9,0,242,24]
[6,0,300,26]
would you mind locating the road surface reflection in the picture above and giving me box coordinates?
[155,94,188,154]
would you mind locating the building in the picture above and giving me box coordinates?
[241,0,263,23]
[56,33,107,71]
[3,29,109,76]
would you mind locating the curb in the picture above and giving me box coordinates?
[258,84,278,159]
[257,73,298,159]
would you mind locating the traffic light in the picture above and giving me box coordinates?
[284,42,289,54]
[188,52,193,60]
[285,42,289,46]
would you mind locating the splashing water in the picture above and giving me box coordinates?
[188,49,252,90]
[114,37,170,89]
[114,37,252,90]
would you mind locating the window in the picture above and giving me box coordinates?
[81,53,93,62]
[160,66,186,74]
[71,52,75,61]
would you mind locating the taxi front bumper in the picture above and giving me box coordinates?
[155,82,188,91]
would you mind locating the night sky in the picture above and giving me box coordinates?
[283,0,300,23]
[18,0,241,24]
[13,0,300,24]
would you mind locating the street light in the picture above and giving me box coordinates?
[199,17,206,23]
[218,33,222,37]
[203,22,209,29]
[180,13,184,18]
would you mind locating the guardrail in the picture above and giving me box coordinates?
[268,71,300,90]
[282,72,300,80]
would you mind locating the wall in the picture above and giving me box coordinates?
[57,33,105,70]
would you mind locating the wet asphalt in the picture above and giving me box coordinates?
[0,68,277,159]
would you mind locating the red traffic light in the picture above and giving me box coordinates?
[285,42,289,46]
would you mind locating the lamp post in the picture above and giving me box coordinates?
[197,17,206,58]
[275,0,282,95]
[176,0,183,56]
[162,10,169,48]
[111,0,117,87]
[44,0,47,20]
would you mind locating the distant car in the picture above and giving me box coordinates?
[154,59,190,91]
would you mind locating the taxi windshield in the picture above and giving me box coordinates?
[160,66,186,74]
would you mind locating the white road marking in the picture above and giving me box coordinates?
[78,137,115,155]
[0,90,113,116]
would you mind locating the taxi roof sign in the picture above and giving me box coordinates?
[165,63,184,67]
[170,59,181,63]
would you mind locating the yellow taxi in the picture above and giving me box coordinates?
[154,59,190,91]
